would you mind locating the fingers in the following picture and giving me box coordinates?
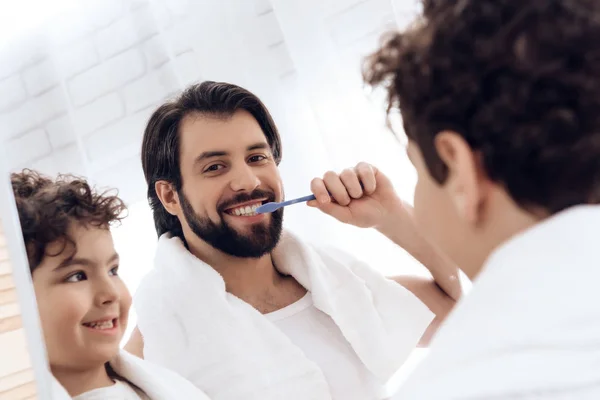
[310,177,331,205]
[340,168,363,199]
[324,170,351,206]
[355,162,376,195]
[309,162,377,207]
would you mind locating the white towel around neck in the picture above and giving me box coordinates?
[50,349,211,399]
[134,231,434,400]
[394,205,600,399]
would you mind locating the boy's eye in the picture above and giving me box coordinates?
[65,271,87,283]
[109,266,119,276]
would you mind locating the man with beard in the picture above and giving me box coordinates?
[125,81,460,400]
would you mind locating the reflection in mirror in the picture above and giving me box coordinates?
[0,1,460,399]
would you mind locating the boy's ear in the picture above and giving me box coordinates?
[434,131,487,225]
[155,181,181,216]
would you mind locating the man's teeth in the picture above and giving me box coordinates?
[84,320,115,329]
[231,203,260,216]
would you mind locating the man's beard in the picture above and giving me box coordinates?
[178,188,283,258]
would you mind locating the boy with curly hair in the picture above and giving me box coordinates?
[12,169,210,399]
[364,0,600,398]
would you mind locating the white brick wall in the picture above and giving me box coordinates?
[0,37,47,80]
[4,129,52,169]
[73,92,125,136]
[68,49,146,107]
[162,17,195,56]
[122,63,179,113]
[327,0,395,46]
[0,0,416,205]
[46,114,76,149]
[0,86,68,141]
[54,39,100,79]
[30,144,87,178]
[0,75,26,112]
[254,0,273,16]
[93,154,148,206]
[142,35,170,68]
[85,107,154,167]
[256,12,285,47]
[86,0,127,29]
[173,51,202,85]
[94,5,159,60]
[21,58,60,97]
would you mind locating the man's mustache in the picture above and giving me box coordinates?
[217,189,277,212]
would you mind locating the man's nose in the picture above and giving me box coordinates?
[229,164,260,192]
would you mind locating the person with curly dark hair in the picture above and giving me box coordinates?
[11,169,211,399]
[364,0,600,398]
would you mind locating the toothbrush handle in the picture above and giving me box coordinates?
[282,194,316,206]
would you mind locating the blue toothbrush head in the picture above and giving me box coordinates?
[255,202,281,214]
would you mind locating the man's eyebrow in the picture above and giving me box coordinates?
[194,143,270,164]
[194,150,229,164]
[247,142,270,151]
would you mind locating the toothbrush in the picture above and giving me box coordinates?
[255,194,317,214]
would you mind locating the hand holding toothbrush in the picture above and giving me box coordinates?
[308,161,463,301]
[257,161,462,300]
[306,162,404,229]
[258,162,402,229]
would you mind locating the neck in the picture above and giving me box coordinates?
[464,192,543,280]
[52,363,114,397]
[183,231,305,311]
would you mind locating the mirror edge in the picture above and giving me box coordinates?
[0,157,54,399]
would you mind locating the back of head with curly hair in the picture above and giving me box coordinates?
[11,169,127,272]
[364,0,600,214]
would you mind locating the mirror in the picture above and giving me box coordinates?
[0,155,53,399]
[0,1,442,399]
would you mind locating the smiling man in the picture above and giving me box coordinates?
[125,81,460,400]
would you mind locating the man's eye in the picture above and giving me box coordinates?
[109,266,119,276]
[204,164,224,173]
[65,271,87,283]
[249,155,267,163]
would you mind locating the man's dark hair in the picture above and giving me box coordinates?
[141,81,283,239]
[364,0,600,213]
[11,169,127,272]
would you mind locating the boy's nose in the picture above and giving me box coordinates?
[96,280,119,306]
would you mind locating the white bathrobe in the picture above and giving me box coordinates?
[50,349,211,399]
[133,231,434,400]
[394,205,600,399]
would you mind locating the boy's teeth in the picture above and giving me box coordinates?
[85,320,115,329]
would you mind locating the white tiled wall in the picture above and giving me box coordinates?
[0,0,417,207]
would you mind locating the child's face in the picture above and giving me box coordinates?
[32,223,131,371]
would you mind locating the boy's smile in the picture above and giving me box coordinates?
[32,224,131,370]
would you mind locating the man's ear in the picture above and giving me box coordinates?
[434,131,487,224]
[155,180,181,216]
